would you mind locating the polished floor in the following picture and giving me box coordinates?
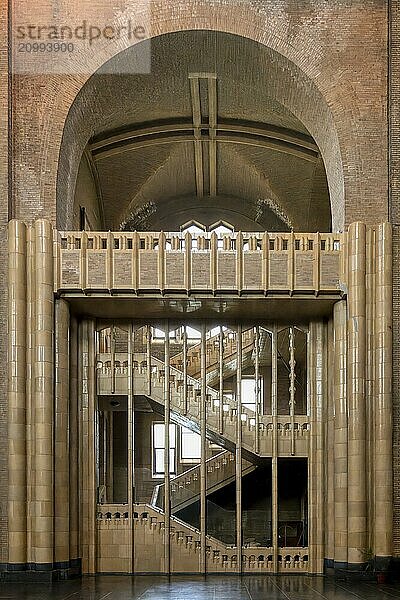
[1,576,400,600]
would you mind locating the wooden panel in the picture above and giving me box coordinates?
[243,253,263,290]
[61,250,80,288]
[113,251,133,289]
[295,254,314,290]
[87,251,107,289]
[217,251,236,289]
[139,251,158,288]
[165,252,185,289]
[191,252,211,289]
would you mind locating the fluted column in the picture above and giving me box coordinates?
[33,219,55,567]
[347,222,367,565]
[374,223,393,562]
[333,300,348,566]
[8,220,27,565]
[54,298,70,565]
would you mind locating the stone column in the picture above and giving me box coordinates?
[200,323,207,573]
[163,324,170,574]
[374,223,393,565]
[33,219,54,567]
[128,324,135,573]
[80,319,97,574]
[69,316,79,564]
[235,325,242,574]
[218,327,224,434]
[271,326,278,573]
[365,228,375,553]
[333,300,348,567]
[308,322,325,574]
[325,318,335,565]
[347,222,367,565]
[8,220,27,566]
[254,326,260,453]
[26,225,35,565]
[54,298,70,567]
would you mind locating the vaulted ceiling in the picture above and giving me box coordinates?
[74,31,331,232]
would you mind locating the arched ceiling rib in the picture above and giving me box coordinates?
[74,31,332,232]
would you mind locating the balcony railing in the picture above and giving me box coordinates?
[54,230,344,295]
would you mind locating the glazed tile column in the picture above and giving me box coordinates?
[308,322,325,574]
[254,326,260,454]
[33,219,55,567]
[365,228,375,551]
[8,220,27,566]
[218,327,224,434]
[163,323,170,574]
[80,319,97,573]
[347,222,367,565]
[235,325,243,574]
[200,323,207,573]
[127,324,135,573]
[288,327,296,456]
[26,225,35,565]
[271,326,278,574]
[333,300,348,567]
[54,298,70,567]
[325,318,335,565]
[374,223,393,565]
[69,316,79,565]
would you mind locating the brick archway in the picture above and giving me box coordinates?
[11,1,387,231]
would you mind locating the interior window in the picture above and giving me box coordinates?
[181,427,201,461]
[152,423,176,477]
[240,377,263,412]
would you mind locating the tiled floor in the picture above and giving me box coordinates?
[0,576,399,600]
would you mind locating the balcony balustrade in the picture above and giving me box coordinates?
[55,230,344,296]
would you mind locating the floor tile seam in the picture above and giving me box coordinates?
[266,576,292,600]
[329,581,369,600]
[242,579,254,600]
[360,582,400,599]
[302,579,330,600]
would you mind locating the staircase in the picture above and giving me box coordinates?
[97,353,310,458]
[170,328,255,384]
[97,503,309,574]
[151,450,256,513]
[96,346,310,574]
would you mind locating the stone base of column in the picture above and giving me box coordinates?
[374,556,391,571]
[0,559,81,581]
[326,556,398,583]
[388,558,400,582]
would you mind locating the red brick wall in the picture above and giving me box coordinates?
[0,0,392,564]
[9,0,388,231]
